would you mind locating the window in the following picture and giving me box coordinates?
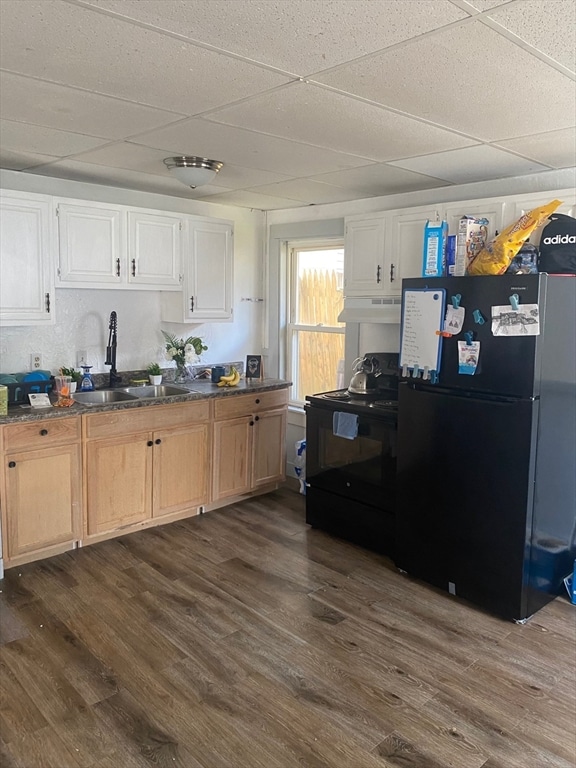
[287,240,345,406]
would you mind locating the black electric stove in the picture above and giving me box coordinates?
[304,352,400,557]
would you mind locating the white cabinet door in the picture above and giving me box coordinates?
[161,219,233,322]
[443,199,504,245]
[57,202,123,286]
[0,192,54,326]
[343,216,387,296]
[387,206,440,296]
[127,211,182,289]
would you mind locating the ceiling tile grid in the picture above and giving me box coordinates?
[0,0,573,209]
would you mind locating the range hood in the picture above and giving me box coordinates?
[338,297,401,324]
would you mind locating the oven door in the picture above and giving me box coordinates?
[305,403,397,513]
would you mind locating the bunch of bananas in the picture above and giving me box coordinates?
[217,366,241,387]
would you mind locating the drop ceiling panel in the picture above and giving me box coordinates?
[133,118,370,177]
[70,141,292,189]
[494,128,576,169]
[310,164,452,196]
[247,179,368,205]
[466,0,514,9]
[83,0,469,74]
[0,149,60,171]
[206,82,478,161]
[389,145,551,183]
[0,0,292,114]
[27,158,232,198]
[0,119,107,156]
[0,71,183,139]
[316,21,576,141]
[198,189,304,210]
[487,0,576,71]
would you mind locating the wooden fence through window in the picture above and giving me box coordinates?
[296,269,344,398]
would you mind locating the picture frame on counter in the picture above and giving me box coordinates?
[246,355,263,379]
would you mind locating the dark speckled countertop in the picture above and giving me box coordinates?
[0,378,291,425]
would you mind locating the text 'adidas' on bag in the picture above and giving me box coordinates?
[538,213,576,274]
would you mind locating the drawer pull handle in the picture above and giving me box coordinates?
[45,292,51,313]
[155,438,162,445]
[147,440,153,447]
[8,461,16,468]
[131,258,136,277]
[190,296,195,312]
[40,429,48,436]
[116,258,121,277]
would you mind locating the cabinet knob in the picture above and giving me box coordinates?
[255,415,260,422]
[147,440,153,447]
[155,438,162,445]
[249,421,254,426]
[40,429,48,436]
[8,461,16,468]
[255,398,260,404]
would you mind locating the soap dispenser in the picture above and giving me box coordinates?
[79,365,95,391]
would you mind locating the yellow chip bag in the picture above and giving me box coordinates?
[468,199,562,275]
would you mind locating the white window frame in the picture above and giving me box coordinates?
[286,238,344,409]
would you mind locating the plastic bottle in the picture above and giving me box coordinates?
[80,365,95,391]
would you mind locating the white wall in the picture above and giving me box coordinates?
[0,170,264,374]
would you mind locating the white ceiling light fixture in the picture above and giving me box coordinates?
[163,156,224,188]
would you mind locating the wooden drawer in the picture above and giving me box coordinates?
[3,416,81,451]
[84,400,210,440]
[213,388,288,420]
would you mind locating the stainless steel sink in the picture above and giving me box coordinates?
[121,384,192,399]
[73,389,140,405]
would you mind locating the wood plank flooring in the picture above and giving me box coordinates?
[0,486,574,768]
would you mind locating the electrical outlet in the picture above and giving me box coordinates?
[76,350,87,367]
[30,353,43,370]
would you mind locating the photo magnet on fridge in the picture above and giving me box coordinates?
[246,355,263,379]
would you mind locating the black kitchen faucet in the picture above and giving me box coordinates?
[105,311,122,387]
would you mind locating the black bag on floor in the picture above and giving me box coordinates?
[538,213,576,274]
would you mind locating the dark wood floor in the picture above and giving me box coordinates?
[1,486,574,768]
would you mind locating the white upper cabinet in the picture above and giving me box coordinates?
[161,219,233,323]
[57,202,123,286]
[443,198,504,245]
[56,201,182,290]
[343,216,387,296]
[387,205,441,296]
[0,191,55,326]
[127,211,182,289]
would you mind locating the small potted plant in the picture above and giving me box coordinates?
[147,362,162,385]
[59,366,82,394]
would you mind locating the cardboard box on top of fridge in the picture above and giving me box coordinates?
[454,216,489,276]
[422,219,448,278]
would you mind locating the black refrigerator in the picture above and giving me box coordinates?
[396,274,576,621]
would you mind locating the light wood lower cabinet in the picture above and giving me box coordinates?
[83,401,209,538]
[212,390,287,501]
[1,417,82,566]
[0,389,287,568]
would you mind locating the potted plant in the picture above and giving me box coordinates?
[147,362,162,385]
[59,366,82,394]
